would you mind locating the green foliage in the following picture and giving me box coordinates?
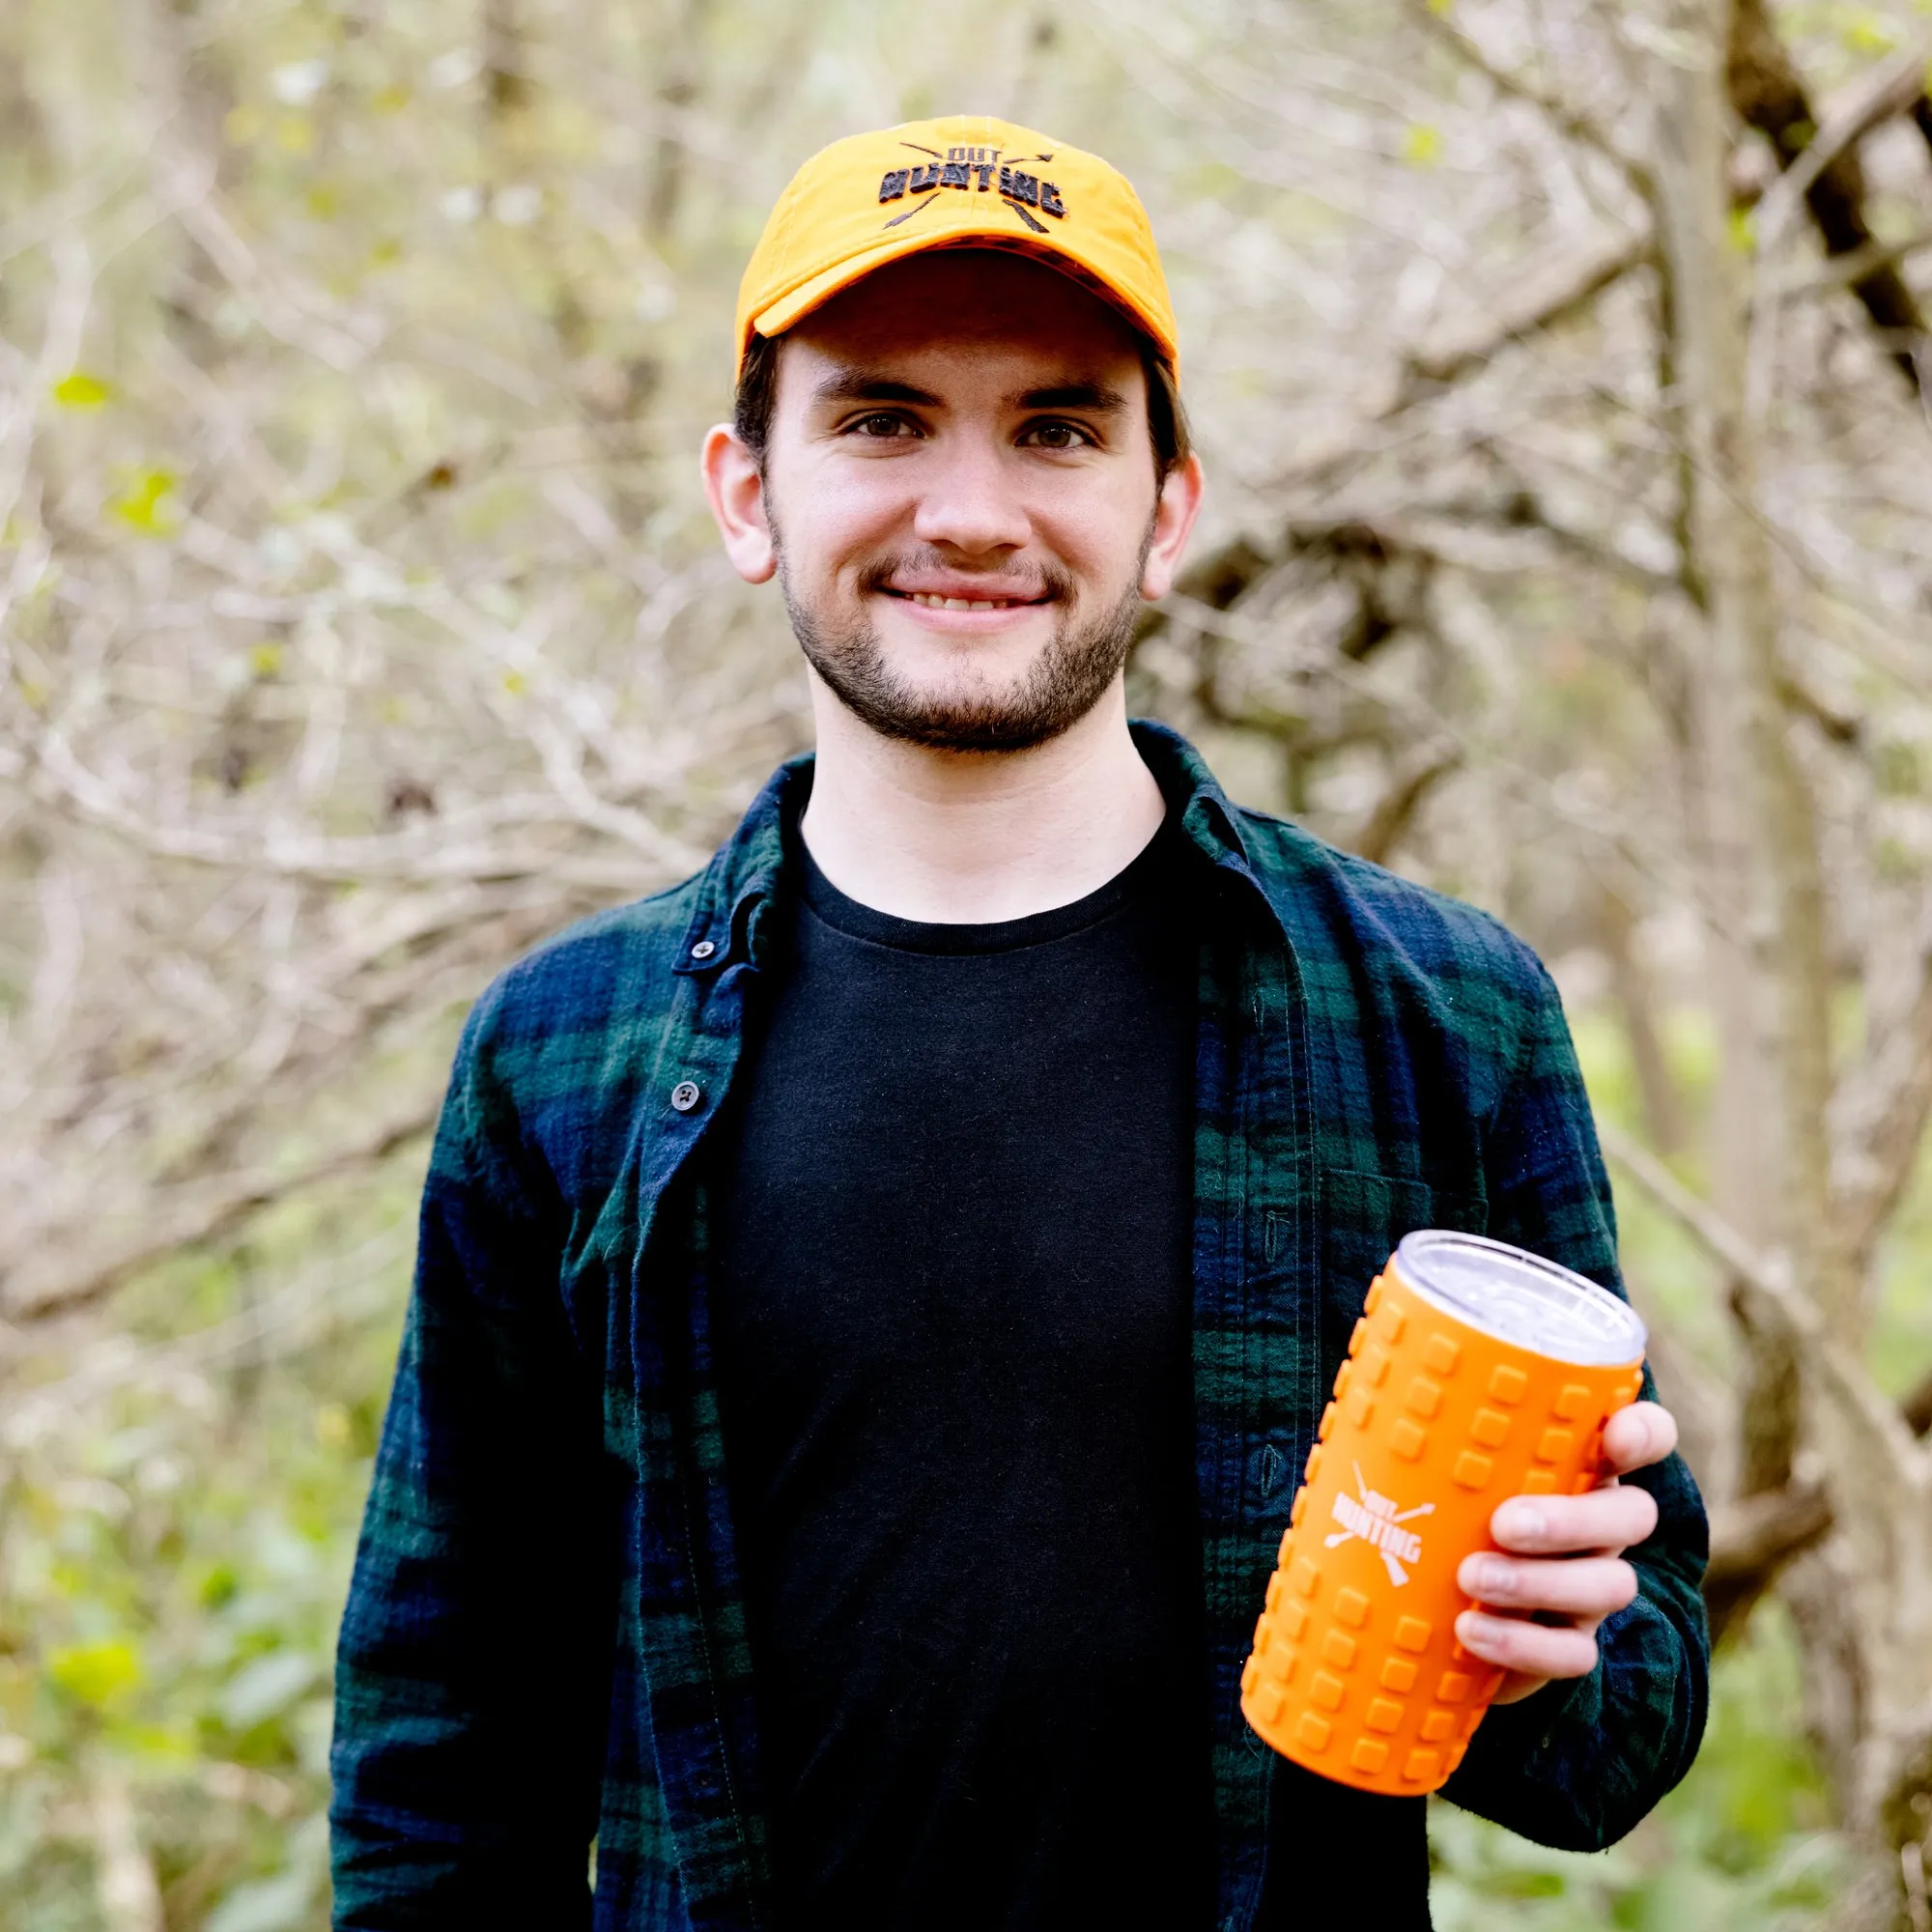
[49,374,112,411]
[1401,123,1445,168]
[1433,1608,1843,1928]
[45,1641,144,1713]
[108,469,179,537]
[0,1178,416,1928]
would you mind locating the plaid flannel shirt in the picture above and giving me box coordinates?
[330,722,1709,1931]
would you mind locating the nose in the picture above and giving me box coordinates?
[910,431,1031,557]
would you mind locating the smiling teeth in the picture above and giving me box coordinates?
[907,593,1017,610]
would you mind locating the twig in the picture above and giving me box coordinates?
[1705,1481,1834,1587]
[1595,1116,1930,1498]
[1402,230,1652,392]
[1747,31,1932,416]
[1764,226,1932,299]
[4,1103,440,1323]
[1406,0,1654,200]
[2,1228,411,1436]
[1752,36,1932,259]
[1151,223,1651,634]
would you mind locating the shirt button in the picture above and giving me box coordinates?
[670,1080,701,1114]
[690,939,717,960]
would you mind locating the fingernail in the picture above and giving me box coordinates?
[1504,1504,1547,1542]
[1469,1555,1508,1595]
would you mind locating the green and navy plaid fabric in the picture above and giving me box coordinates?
[330,722,1709,1931]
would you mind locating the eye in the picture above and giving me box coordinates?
[1020,419,1094,450]
[845,412,922,439]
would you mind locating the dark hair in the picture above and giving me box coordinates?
[732,328,1191,480]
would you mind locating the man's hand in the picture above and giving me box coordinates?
[1452,1400,1679,1706]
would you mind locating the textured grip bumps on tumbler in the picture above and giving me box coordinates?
[1238,1262,1644,1796]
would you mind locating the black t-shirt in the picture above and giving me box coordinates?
[709,815,1214,1930]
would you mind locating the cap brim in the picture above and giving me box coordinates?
[748,225,1179,371]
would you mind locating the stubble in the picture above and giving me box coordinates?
[774,526,1153,755]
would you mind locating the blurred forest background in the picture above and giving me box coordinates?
[7,0,1932,1924]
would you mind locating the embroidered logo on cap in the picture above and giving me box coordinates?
[878,144,1067,234]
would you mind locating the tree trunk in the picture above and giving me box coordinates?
[1598,878,1687,1157]
[1650,4,1932,1921]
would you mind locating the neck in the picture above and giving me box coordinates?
[798,673,1168,923]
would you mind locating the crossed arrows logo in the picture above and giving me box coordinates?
[1325,1461,1436,1586]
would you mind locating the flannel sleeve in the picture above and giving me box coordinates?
[329,1010,617,1926]
[1439,957,1712,1851]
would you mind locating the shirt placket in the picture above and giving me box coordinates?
[1188,849,1317,1932]
[620,869,784,1929]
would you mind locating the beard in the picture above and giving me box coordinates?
[776,532,1151,755]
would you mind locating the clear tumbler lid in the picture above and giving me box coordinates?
[1393,1231,1646,1367]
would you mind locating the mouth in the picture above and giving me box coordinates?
[884,588,1048,612]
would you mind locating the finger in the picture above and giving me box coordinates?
[1488,1668,1551,1707]
[1489,1486,1659,1554]
[1456,1552,1637,1619]
[1601,1401,1677,1475]
[1454,1609,1600,1682]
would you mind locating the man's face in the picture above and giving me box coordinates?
[713,250,1199,753]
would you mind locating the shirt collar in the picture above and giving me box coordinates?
[673,719,1269,977]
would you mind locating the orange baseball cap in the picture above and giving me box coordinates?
[734,115,1179,378]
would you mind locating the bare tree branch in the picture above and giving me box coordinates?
[1146,227,1651,639]
[1732,1,1932,399]
[4,1102,440,1325]
[1399,229,1652,394]
[1596,1116,1930,1501]
[1350,743,1460,864]
[1833,891,1932,1277]
[1406,0,1654,200]
[1705,1479,1836,1644]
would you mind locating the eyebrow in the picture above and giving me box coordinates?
[810,372,944,408]
[1014,382,1129,413]
[808,371,1130,413]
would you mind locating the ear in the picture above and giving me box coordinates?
[1139,452,1206,604]
[701,424,776,584]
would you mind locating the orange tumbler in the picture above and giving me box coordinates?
[1240,1230,1646,1796]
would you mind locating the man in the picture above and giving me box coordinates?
[330,116,1709,1930]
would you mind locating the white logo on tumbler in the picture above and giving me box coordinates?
[1326,1462,1436,1586]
